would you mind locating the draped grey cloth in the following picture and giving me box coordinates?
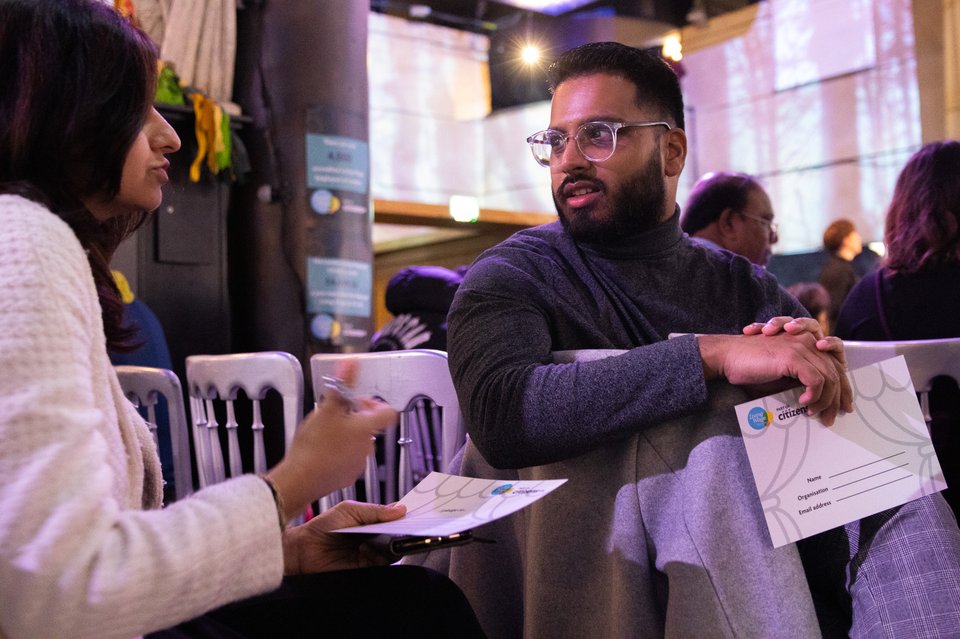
[413,383,821,639]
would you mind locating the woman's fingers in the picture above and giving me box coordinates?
[334,358,359,387]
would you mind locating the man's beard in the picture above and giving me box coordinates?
[554,149,667,244]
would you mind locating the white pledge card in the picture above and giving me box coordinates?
[735,355,946,548]
[334,472,568,536]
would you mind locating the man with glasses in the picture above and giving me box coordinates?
[440,42,960,638]
[680,171,779,266]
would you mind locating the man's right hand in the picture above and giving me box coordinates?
[697,331,851,426]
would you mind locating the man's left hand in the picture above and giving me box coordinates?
[741,316,853,417]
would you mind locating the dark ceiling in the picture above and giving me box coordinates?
[370,0,760,110]
[370,1,759,34]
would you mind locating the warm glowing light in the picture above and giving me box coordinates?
[521,45,541,65]
[449,195,480,223]
[868,241,886,257]
[662,32,683,62]
[495,0,595,15]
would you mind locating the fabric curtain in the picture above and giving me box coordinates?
[133,0,238,108]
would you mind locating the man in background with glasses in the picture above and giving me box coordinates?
[681,171,779,267]
[438,41,960,638]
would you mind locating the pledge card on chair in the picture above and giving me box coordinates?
[735,355,947,548]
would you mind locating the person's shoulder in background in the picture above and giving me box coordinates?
[371,265,465,352]
[833,269,885,340]
[108,270,173,369]
[384,265,463,317]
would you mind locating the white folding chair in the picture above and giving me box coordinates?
[115,365,193,501]
[844,338,960,427]
[556,341,960,432]
[309,349,466,510]
[552,349,627,364]
[185,352,303,490]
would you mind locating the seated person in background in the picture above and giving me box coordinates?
[109,269,180,500]
[787,281,831,334]
[439,41,960,639]
[835,142,960,341]
[819,218,863,328]
[680,170,779,266]
[835,139,960,518]
[109,269,173,370]
[369,265,465,484]
[0,3,483,637]
[370,265,463,352]
[853,242,882,277]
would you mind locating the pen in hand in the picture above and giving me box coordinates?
[321,375,360,412]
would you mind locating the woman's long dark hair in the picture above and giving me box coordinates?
[0,0,160,350]
[884,140,960,275]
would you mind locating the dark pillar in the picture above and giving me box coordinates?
[232,0,372,366]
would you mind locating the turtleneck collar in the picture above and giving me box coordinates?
[576,205,684,259]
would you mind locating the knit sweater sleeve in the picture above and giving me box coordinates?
[448,244,709,469]
[0,196,283,639]
[448,224,808,470]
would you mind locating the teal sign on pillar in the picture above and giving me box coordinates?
[235,0,371,359]
[304,110,373,351]
[307,134,369,194]
[306,255,372,342]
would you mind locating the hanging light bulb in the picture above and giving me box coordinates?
[662,32,683,61]
[521,44,541,65]
[449,195,479,223]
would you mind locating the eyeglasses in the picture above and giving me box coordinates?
[739,212,779,238]
[526,120,672,167]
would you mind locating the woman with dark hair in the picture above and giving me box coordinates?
[0,2,482,638]
[835,141,960,339]
[835,140,960,517]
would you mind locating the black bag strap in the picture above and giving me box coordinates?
[873,269,895,340]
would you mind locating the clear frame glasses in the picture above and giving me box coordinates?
[526,120,672,167]
[739,212,779,238]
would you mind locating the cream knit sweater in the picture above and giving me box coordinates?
[0,195,283,639]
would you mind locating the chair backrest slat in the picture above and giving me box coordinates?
[186,352,304,496]
[844,338,960,427]
[309,349,465,508]
[115,365,192,501]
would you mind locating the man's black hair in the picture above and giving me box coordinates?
[546,41,685,130]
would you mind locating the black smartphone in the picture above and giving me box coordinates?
[369,531,476,556]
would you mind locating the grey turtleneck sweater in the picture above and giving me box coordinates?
[448,212,803,468]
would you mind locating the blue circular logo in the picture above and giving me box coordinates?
[310,189,341,215]
[747,406,772,430]
[310,313,341,341]
[492,484,514,495]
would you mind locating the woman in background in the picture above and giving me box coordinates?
[818,218,863,329]
[835,140,960,518]
[0,1,482,637]
[835,141,960,340]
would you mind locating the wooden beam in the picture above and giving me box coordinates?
[373,199,556,230]
[680,2,760,54]
[373,225,477,254]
